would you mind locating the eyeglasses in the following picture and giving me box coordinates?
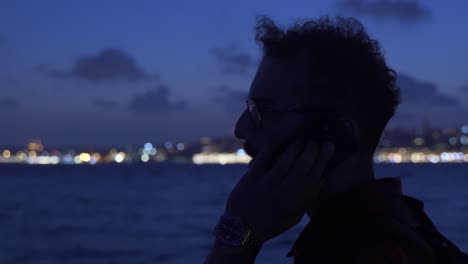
[245,96,336,128]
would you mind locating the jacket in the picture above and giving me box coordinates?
[286,178,468,264]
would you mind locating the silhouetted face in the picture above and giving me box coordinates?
[234,55,337,159]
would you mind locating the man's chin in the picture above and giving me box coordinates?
[248,157,255,168]
[243,142,255,157]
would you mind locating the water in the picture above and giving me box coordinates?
[0,163,467,263]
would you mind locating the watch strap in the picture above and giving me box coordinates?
[212,215,262,248]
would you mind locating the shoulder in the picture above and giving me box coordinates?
[287,178,437,263]
[288,237,418,264]
[354,239,418,264]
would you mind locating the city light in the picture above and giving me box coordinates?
[1,146,466,164]
[236,149,246,156]
[1,131,467,165]
[1,146,467,165]
[449,137,457,145]
[62,154,74,164]
[150,148,157,155]
[155,152,167,162]
[74,156,82,164]
[141,154,149,162]
[142,148,150,155]
[165,141,173,149]
[462,125,468,134]
[413,138,424,146]
[376,154,386,163]
[17,151,27,161]
[2,149,10,158]
[114,152,125,163]
[428,154,440,163]
[26,156,60,165]
[91,153,101,164]
[461,135,468,145]
[176,143,184,151]
[144,143,153,150]
[79,153,91,163]
[29,151,37,158]
[193,152,252,165]
[28,141,44,152]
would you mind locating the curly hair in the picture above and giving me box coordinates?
[254,15,401,153]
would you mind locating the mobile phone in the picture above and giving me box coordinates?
[276,117,359,177]
[310,118,359,176]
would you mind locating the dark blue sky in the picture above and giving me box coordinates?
[1,0,467,147]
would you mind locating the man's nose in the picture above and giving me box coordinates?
[234,109,256,140]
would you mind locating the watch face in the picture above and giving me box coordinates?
[213,216,254,247]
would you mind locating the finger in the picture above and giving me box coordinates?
[286,142,333,205]
[287,140,319,185]
[268,140,305,183]
[281,141,320,203]
[307,142,334,184]
[285,142,333,196]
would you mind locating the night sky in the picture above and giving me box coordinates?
[1,0,467,147]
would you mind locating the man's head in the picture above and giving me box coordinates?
[234,16,400,163]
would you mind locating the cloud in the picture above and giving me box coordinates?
[36,48,151,82]
[212,45,259,75]
[336,0,432,23]
[128,85,188,112]
[93,98,120,109]
[0,98,20,109]
[387,73,467,128]
[212,85,247,113]
[397,73,460,107]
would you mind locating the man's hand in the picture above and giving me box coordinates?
[223,139,335,244]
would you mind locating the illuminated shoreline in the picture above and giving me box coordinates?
[1,130,467,165]
[1,149,467,165]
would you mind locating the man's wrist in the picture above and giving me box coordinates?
[212,215,262,248]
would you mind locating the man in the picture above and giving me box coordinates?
[204,16,467,263]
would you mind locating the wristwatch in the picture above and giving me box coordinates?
[212,215,262,248]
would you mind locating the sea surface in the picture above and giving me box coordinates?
[0,163,467,264]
